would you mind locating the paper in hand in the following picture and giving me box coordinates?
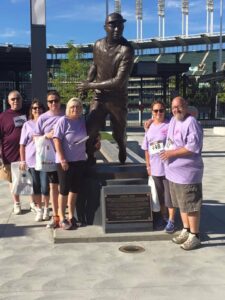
[74,136,89,145]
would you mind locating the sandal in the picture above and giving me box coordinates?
[59,219,72,230]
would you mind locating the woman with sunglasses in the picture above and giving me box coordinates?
[19,99,50,221]
[34,90,64,229]
[142,100,176,233]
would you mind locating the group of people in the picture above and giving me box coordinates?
[0,90,204,250]
[0,12,204,250]
[142,96,204,250]
[0,90,88,230]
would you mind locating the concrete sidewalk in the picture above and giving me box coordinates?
[0,128,225,300]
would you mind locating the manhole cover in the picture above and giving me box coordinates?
[119,245,145,253]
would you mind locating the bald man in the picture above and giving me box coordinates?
[0,90,27,214]
[160,96,204,250]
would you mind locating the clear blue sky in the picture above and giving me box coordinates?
[0,0,224,46]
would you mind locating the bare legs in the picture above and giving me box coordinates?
[50,183,59,217]
[180,211,200,234]
[168,207,176,222]
[58,192,77,222]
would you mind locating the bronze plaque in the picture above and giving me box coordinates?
[105,193,151,223]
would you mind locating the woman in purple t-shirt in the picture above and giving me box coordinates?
[20,100,50,222]
[142,100,176,233]
[53,98,87,230]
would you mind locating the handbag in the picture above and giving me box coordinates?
[148,176,160,212]
[0,164,11,181]
[0,158,11,181]
[11,162,33,195]
[35,136,57,172]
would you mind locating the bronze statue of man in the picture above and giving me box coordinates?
[78,12,134,164]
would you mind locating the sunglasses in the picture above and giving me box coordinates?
[69,105,81,109]
[153,109,165,113]
[10,97,21,101]
[47,99,59,104]
[32,106,42,110]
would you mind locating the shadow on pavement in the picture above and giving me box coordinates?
[0,223,46,238]
[200,200,225,244]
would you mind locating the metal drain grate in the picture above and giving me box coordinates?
[119,245,145,253]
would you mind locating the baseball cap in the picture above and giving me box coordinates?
[105,13,126,24]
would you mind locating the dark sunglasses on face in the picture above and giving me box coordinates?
[32,106,42,110]
[153,109,165,113]
[10,97,21,101]
[47,99,59,104]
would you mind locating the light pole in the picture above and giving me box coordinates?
[30,0,47,104]
[106,0,109,17]
[218,0,223,71]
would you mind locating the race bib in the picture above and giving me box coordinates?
[13,115,27,128]
[165,138,174,150]
[149,141,164,154]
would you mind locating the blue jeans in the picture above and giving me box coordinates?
[29,168,49,196]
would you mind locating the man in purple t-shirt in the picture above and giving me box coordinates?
[0,90,27,214]
[35,90,64,229]
[160,96,204,250]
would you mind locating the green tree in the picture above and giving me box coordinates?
[217,82,225,103]
[50,42,92,104]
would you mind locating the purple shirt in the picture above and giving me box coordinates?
[142,121,169,176]
[35,110,64,136]
[165,115,204,184]
[53,116,87,163]
[20,120,36,168]
[0,109,27,164]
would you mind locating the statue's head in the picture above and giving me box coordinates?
[104,13,126,42]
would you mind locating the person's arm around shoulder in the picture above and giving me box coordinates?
[144,118,153,132]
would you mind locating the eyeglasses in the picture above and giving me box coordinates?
[69,105,81,109]
[10,97,21,101]
[47,99,59,104]
[32,106,42,110]
[153,109,165,113]
[172,106,184,110]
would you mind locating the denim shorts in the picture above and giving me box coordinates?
[169,181,202,213]
[29,168,49,196]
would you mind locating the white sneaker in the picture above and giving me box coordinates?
[35,208,43,222]
[43,208,50,221]
[180,233,201,250]
[30,202,37,213]
[13,203,21,215]
[172,229,189,244]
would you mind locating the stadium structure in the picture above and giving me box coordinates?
[0,0,225,120]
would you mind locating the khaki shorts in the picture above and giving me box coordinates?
[0,164,12,182]
[169,181,202,213]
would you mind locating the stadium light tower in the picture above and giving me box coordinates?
[181,0,189,36]
[158,0,165,39]
[114,0,121,14]
[136,0,143,41]
[106,0,109,17]
[206,0,214,34]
